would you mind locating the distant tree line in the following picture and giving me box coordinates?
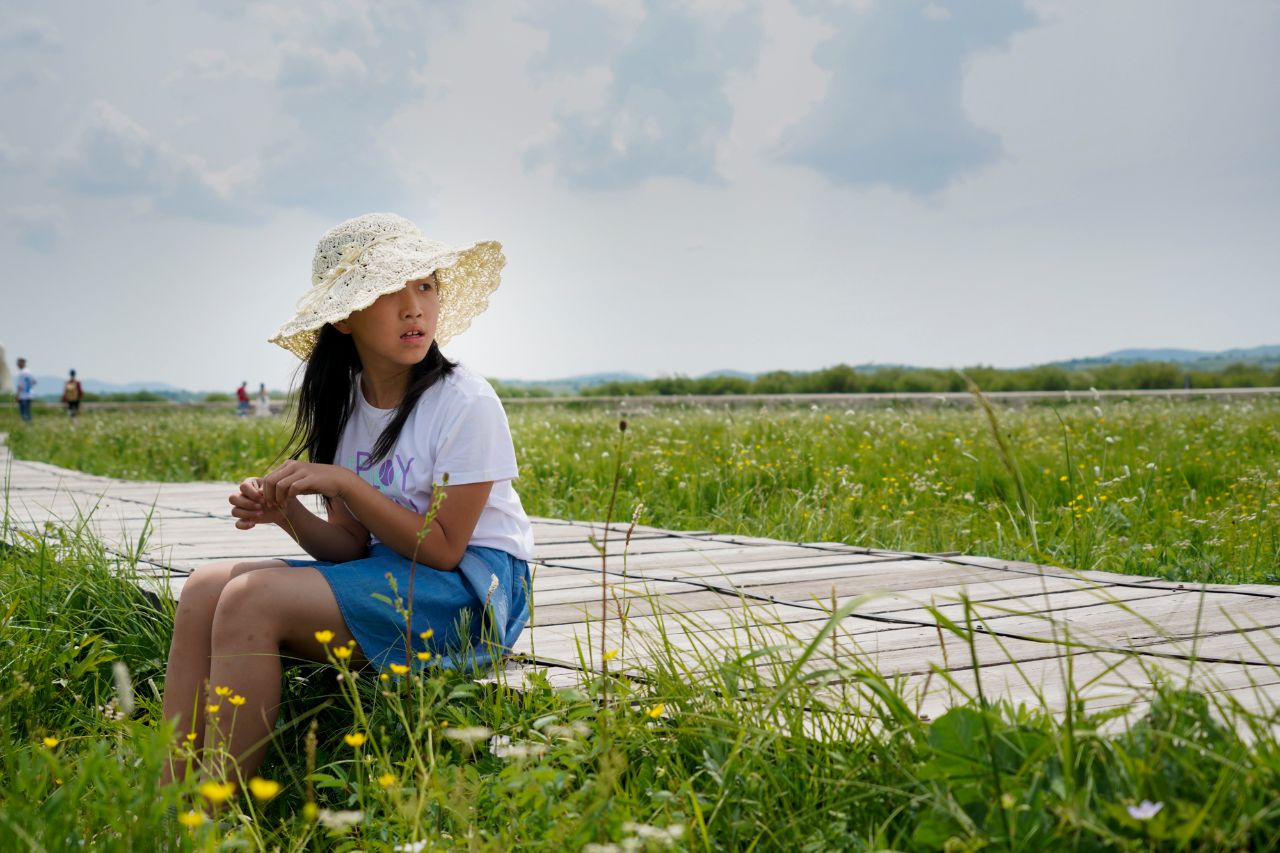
[579,361,1280,397]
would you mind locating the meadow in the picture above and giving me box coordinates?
[2,397,1279,850]
[4,395,1278,583]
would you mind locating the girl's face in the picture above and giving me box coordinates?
[335,275,440,372]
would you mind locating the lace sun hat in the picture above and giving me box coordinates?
[269,213,505,359]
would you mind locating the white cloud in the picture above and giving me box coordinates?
[9,205,66,252]
[56,101,253,222]
[0,18,62,52]
[774,0,1038,195]
[0,132,27,172]
[275,42,369,88]
[182,48,260,82]
[523,0,763,189]
[922,3,952,22]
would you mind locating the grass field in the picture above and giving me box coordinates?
[4,395,1278,583]
[2,512,1279,850]
[3,397,1280,849]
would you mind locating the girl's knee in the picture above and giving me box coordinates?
[175,563,236,620]
[210,572,286,643]
[179,560,279,608]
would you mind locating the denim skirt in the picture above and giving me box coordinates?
[284,543,531,673]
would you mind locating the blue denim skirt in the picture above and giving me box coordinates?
[284,543,531,673]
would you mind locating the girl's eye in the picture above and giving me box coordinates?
[417,280,433,292]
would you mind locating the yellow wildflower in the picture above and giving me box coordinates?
[646,703,666,719]
[379,673,390,682]
[333,646,353,661]
[177,810,205,829]
[205,704,220,714]
[42,736,59,748]
[602,648,620,662]
[389,663,410,675]
[314,629,335,644]
[229,694,246,706]
[248,777,281,801]
[185,732,197,742]
[416,651,431,662]
[344,732,367,748]
[303,802,319,821]
[377,773,396,788]
[214,685,233,697]
[198,781,235,804]
[419,629,434,640]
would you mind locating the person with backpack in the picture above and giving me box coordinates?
[62,369,84,418]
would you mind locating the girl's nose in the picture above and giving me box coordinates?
[399,285,422,316]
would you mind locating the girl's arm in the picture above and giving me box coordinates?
[260,461,492,569]
[279,494,371,563]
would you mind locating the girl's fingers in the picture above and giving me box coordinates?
[286,477,314,505]
[230,489,262,507]
[275,472,307,505]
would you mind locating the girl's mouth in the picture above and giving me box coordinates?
[400,330,425,343]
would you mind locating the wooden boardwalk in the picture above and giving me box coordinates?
[4,437,1279,721]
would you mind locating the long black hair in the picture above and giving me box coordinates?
[285,324,456,466]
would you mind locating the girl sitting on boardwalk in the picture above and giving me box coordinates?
[160,213,534,782]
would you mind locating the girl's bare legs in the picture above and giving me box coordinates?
[204,566,362,782]
[160,559,287,784]
[159,561,361,785]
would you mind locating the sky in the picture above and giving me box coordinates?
[1,0,1277,391]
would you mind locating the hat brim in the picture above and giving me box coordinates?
[270,239,504,359]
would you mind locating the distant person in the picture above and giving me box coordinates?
[236,381,250,417]
[255,382,271,417]
[14,357,35,423]
[61,369,84,418]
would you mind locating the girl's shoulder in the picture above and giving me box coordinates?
[436,362,503,404]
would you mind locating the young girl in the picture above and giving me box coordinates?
[160,213,534,782]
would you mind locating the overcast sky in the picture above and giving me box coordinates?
[2,0,1277,391]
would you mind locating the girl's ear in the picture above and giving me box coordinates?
[333,319,352,335]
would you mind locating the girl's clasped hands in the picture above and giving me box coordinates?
[229,461,354,530]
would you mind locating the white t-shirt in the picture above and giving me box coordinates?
[333,365,534,561]
[15,369,35,401]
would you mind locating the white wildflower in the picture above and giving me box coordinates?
[622,822,684,844]
[317,808,364,829]
[394,841,429,852]
[112,661,134,715]
[444,725,492,746]
[547,720,592,739]
[1126,800,1163,821]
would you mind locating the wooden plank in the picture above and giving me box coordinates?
[543,545,886,573]
[8,440,1280,726]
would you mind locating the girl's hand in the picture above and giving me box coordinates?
[229,477,289,530]
[260,460,354,508]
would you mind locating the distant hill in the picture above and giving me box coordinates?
[494,372,648,395]
[26,375,209,401]
[1053,345,1280,370]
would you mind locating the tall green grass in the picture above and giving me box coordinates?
[5,396,1277,583]
[2,509,1280,850]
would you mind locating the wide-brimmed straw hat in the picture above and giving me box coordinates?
[269,213,505,359]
